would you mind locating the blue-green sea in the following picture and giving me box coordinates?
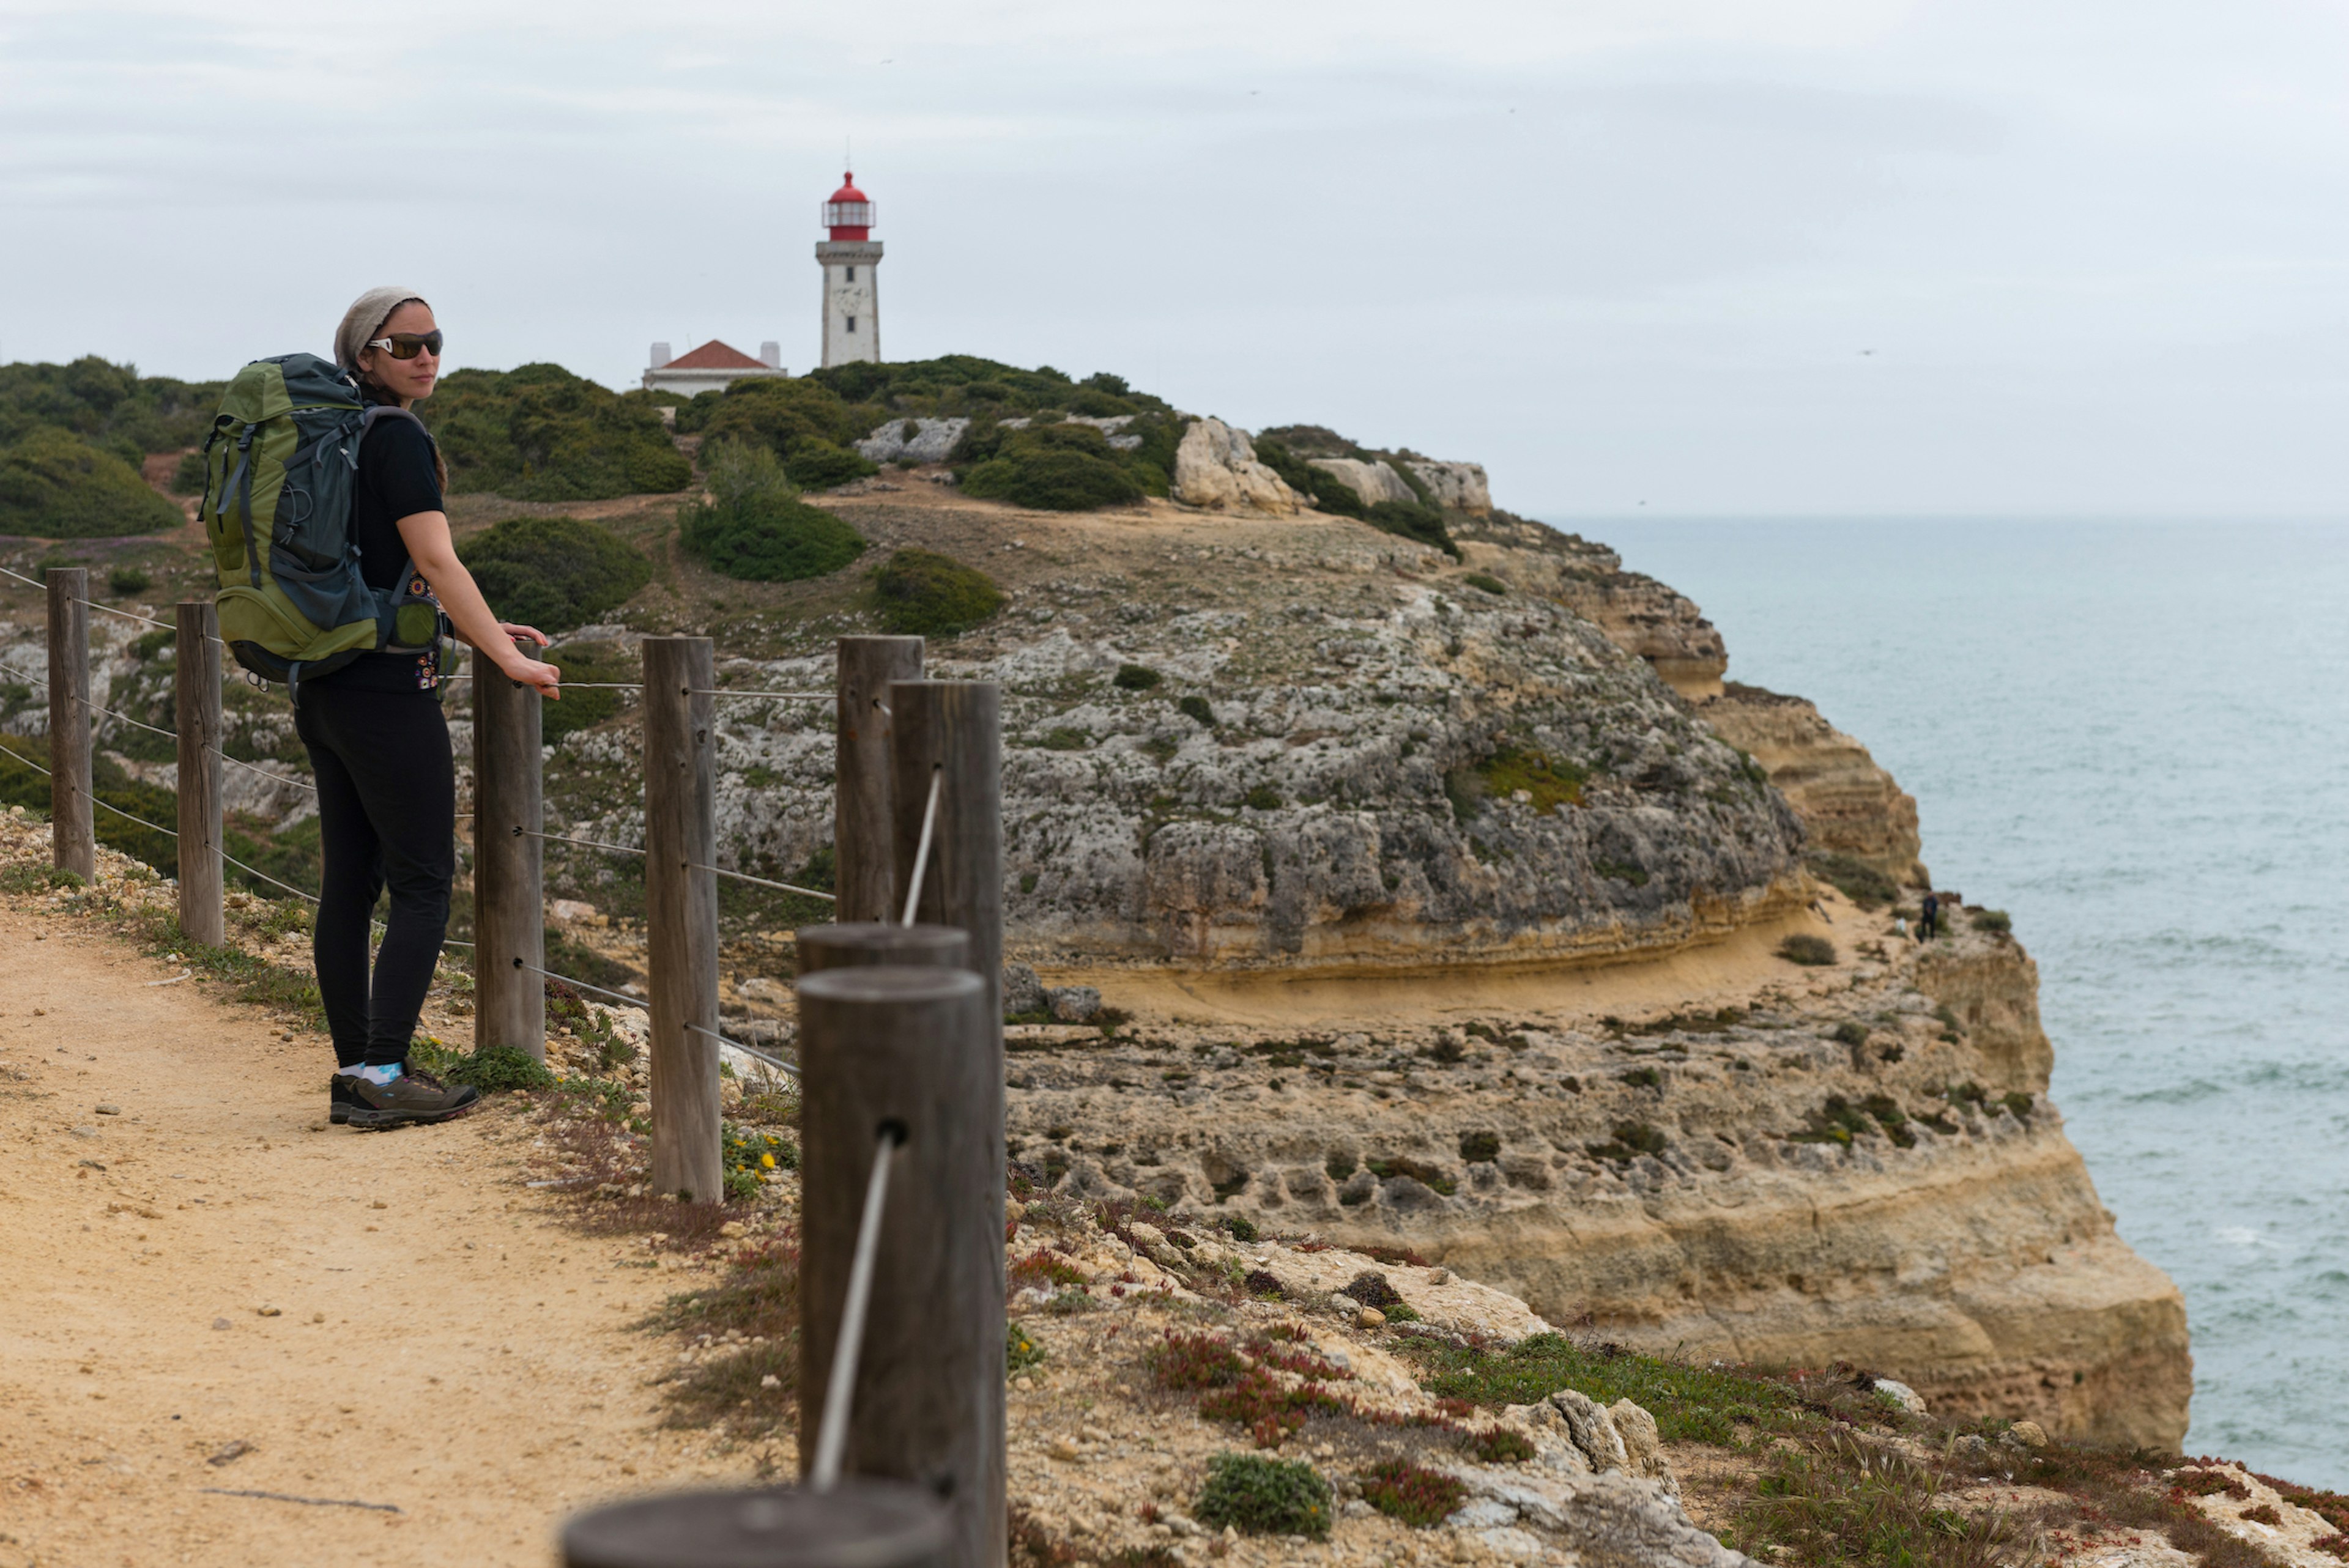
[1578,519,2349,1489]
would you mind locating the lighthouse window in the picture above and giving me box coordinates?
[845,316,858,333]
[844,265,856,281]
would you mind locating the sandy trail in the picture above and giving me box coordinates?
[0,900,757,1567]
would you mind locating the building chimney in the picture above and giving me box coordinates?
[759,341,782,369]
[650,342,672,369]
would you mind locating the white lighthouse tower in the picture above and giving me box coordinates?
[815,171,881,368]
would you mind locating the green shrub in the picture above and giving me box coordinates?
[0,429,182,538]
[1971,908,2012,934]
[1249,436,1340,509]
[169,449,209,494]
[960,438,1145,511]
[0,357,221,467]
[1416,1333,1787,1446]
[1831,1020,1869,1046]
[1195,1452,1332,1539]
[1365,499,1459,558]
[1475,746,1585,815]
[1178,695,1216,727]
[1362,1460,1464,1527]
[1807,851,1898,909]
[1113,663,1161,690]
[1461,572,1507,595]
[458,514,653,634]
[780,439,880,490]
[437,1043,557,1093]
[680,440,866,585]
[1243,785,1281,810]
[428,363,690,500]
[538,641,633,743]
[1588,1121,1667,1163]
[107,566,150,597]
[872,548,1003,637]
[699,377,869,460]
[1007,1321,1046,1375]
[1459,1130,1501,1164]
[1777,933,1837,967]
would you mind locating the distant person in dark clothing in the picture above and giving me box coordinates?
[1920,893,1940,941]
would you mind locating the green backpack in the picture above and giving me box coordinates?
[198,352,451,698]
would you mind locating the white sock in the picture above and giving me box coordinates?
[354,1062,404,1086]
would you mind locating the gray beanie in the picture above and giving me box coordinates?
[335,286,430,372]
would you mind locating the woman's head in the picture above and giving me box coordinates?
[335,287,439,405]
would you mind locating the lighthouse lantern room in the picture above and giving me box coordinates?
[815,171,882,368]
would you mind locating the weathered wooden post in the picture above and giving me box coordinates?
[796,922,968,978]
[834,636,923,923]
[886,682,1003,1022]
[560,1479,950,1567]
[476,636,546,1061]
[797,964,1002,1568]
[173,601,223,945]
[45,569,93,881]
[644,635,721,1203]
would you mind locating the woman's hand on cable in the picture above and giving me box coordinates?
[497,646,562,700]
[492,622,558,698]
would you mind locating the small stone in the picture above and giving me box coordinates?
[369,1200,388,1210]
[70,1126,98,1139]
[719,1221,747,1238]
[95,1104,122,1116]
[1048,1437,1082,1462]
[759,1374,781,1389]
[256,1305,281,1317]
[1355,1306,1386,1329]
[1005,1200,1026,1226]
[212,1317,231,1331]
[1871,1377,1926,1415]
[1427,1267,1450,1284]
[2008,1419,2049,1448]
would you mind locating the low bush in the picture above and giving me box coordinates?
[1459,1130,1501,1163]
[435,1043,558,1094]
[1778,933,1837,966]
[459,514,653,633]
[107,566,151,597]
[1177,695,1216,727]
[1970,908,2012,934]
[1412,1332,1790,1445]
[537,640,636,744]
[1807,851,1899,909]
[680,440,866,585]
[1588,1122,1668,1163]
[1831,1020,1869,1046]
[0,428,183,538]
[1113,663,1162,690]
[170,449,209,494]
[1730,1430,2019,1567]
[780,439,880,490]
[1195,1452,1333,1539]
[872,547,1004,637]
[1339,1271,1402,1309]
[1362,1460,1465,1527]
[1242,785,1281,810]
[429,363,690,500]
[961,438,1145,511]
[1461,572,1507,596]
[1365,499,1459,559]
[1477,746,1585,815]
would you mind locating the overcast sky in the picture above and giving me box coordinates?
[4,0,2345,517]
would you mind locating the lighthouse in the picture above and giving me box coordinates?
[815,171,882,368]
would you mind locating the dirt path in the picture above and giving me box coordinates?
[0,898,761,1567]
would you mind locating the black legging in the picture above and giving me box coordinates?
[295,687,455,1068]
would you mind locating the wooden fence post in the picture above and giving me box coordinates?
[45,569,92,881]
[886,682,1003,1024]
[834,636,924,923]
[796,964,1002,1568]
[644,635,721,1203]
[475,637,546,1061]
[796,922,968,979]
[173,602,223,945]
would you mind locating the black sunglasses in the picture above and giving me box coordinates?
[365,330,443,361]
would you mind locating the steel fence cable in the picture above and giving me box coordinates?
[519,827,646,857]
[76,599,174,632]
[811,1126,902,1492]
[691,688,828,700]
[514,959,645,1013]
[899,766,943,926]
[213,750,319,793]
[0,745,53,777]
[686,862,836,901]
[81,695,177,741]
[220,849,320,904]
[684,1019,801,1078]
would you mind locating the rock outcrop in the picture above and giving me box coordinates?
[1701,682,1929,888]
[856,416,970,464]
[1408,459,1493,516]
[1307,456,1417,508]
[1170,418,1300,514]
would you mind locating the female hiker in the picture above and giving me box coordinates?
[314,286,562,1130]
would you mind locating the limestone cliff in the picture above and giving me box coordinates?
[1699,683,1928,889]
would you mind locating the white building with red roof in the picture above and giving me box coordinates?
[640,339,786,398]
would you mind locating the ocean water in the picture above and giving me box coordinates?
[1576,519,2349,1489]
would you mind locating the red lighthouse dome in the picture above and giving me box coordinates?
[822,172,874,240]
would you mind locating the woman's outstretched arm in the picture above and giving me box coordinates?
[395,509,562,697]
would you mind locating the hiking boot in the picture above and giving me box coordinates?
[330,1071,361,1125]
[345,1067,480,1130]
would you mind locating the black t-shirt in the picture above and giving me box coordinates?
[308,409,444,693]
